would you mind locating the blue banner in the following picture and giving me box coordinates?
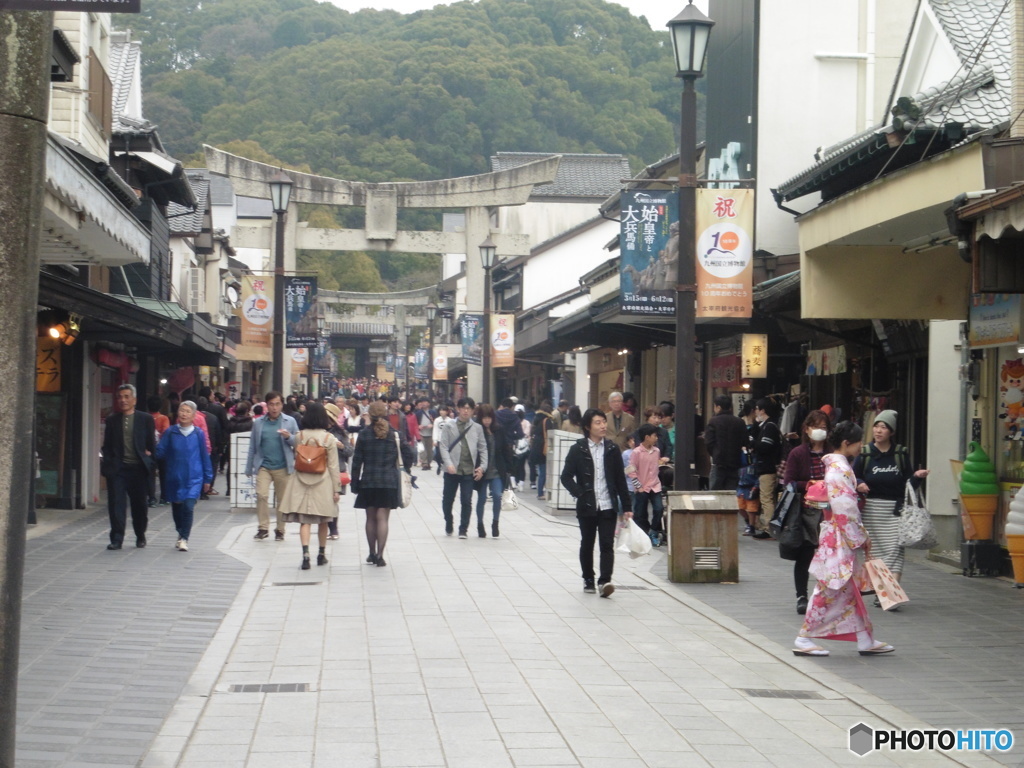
[395,356,406,379]
[414,348,429,380]
[284,276,318,348]
[385,353,394,373]
[619,190,678,316]
[460,314,483,367]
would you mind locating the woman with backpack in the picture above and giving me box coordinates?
[277,402,341,570]
[853,410,929,595]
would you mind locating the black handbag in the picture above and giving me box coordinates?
[769,484,800,536]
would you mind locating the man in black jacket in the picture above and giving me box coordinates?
[704,394,747,490]
[753,398,783,537]
[101,384,156,550]
[560,409,632,597]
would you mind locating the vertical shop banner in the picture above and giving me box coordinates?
[284,276,317,348]
[619,190,678,316]
[710,354,739,389]
[291,348,308,376]
[433,346,448,380]
[395,355,407,380]
[741,334,767,379]
[313,339,333,375]
[491,314,515,368]
[414,348,429,380]
[36,337,62,392]
[460,314,483,366]
[239,275,273,362]
[696,189,754,318]
[385,353,394,373]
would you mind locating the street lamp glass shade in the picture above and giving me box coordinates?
[479,234,497,270]
[405,325,412,337]
[426,303,437,322]
[269,170,294,213]
[668,3,714,77]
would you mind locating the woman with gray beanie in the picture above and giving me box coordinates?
[852,410,930,596]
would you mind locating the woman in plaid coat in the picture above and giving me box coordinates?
[351,400,415,567]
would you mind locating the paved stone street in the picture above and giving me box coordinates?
[15,468,1021,767]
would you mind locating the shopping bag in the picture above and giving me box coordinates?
[501,487,519,511]
[769,484,801,538]
[898,482,938,549]
[863,558,909,610]
[615,518,652,559]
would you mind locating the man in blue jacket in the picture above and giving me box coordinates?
[245,391,298,541]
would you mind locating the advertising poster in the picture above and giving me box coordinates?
[491,314,515,368]
[284,276,317,348]
[290,347,308,376]
[433,346,448,380]
[460,314,483,367]
[414,348,429,380]
[239,275,273,362]
[619,189,678,316]
[313,339,333,375]
[695,188,754,318]
[395,355,407,380]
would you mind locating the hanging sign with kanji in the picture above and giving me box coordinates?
[696,188,754,318]
[619,190,678,316]
[741,334,768,379]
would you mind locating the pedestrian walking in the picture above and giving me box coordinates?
[277,403,341,570]
[146,395,170,507]
[753,398,783,536]
[560,409,632,597]
[155,400,213,552]
[324,402,354,540]
[473,403,509,538]
[604,391,636,451]
[244,391,299,542]
[438,398,488,537]
[626,423,664,546]
[100,384,156,550]
[793,421,894,657]
[351,401,416,566]
[413,398,437,470]
[432,404,454,474]
[704,394,746,490]
[530,401,554,500]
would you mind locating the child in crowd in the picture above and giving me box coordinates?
[626,424,665,546]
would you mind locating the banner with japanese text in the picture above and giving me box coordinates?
[490,314,515,368]
[385,353,394,373]
[284,276,317,348]
[238,275,273,362]
[619,190,678,316]
[395,355,406,380]
[313,338,333,375]
[414,348,429,380]
[460,314,483,367]
[741,334,767,379]
[36,338,62,392]
[696,188,753,318]
[433,346,448,380]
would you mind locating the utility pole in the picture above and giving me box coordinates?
[0,11,53,767]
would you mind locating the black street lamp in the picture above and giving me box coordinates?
[668,2,713,491]
[269,170,294,395]
[479,235,496,405]
[404,324,412,398]
[314,305,326,398]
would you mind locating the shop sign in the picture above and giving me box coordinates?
[619,189,678,316]
[460,314,483,367]
[805,345,847,376]
[696,189,754,318]
[36,337,61,392]
[432,346,448,380]
[710,354,739,388]
[969,294,1022,348]
[0,0,140,11]
[284,276,317,348]
[491,314,515,368]
[238,275,273,362]
[741,334,768,379]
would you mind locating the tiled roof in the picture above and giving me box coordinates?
[776,0,1009,202]
[208,174,236,206]
[109,32,144,129]
[168,170,210,236]
[490,152,631,198]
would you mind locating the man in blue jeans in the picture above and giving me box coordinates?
[437,398,488,538]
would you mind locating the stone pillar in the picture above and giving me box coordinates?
[463,206,491,403]
[0,11,53,766]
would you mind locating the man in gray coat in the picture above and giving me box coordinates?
[438,397,488,538]
[245,391,299,541]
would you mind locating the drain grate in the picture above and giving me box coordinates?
[614,585,651,590]
[229,683,310,693]
[270,581,323,587]
[741,688,824,700]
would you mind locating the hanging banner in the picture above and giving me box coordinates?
[238,275,273,362]
[414,348,430,380]
[290,347,308,376]
[710,354,739,389]
[0,0,140,10]
[385,353,394,373]
[804,345,847,376]
[433,346,448,380]
[395,355,407,379]
[460,314,483,367]
[36,337,62,393]
[696,189,754,318]
[313,338,333,375]
[619,190,678,316]
[741,334,768,379]
[491,314,515,368]
[284,276,317,348]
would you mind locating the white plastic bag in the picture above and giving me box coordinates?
[501,487,519,511]
[614,518,652,559]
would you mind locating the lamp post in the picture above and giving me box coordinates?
[269,170,294,394]
[668,2,713,492]
[479,235,496,405]
[314,306,326,398]
[404,324,412,399]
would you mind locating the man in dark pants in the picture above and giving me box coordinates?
[704,394,747,490]
[437,398,488,538]
[560,409,632,597]
[101,384,156,550]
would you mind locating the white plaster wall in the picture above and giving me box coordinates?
[500,201,604,249]
[521,219,617,310]
[927,320,963,522]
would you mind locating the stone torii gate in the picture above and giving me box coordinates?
[205,146,559,401]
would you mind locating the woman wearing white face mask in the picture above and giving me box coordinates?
[782,410,831,615]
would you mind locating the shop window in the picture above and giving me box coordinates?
[87,50,112,138]
[978,236,1024,293]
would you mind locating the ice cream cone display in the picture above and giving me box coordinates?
[1006,487,1024,585]
[959,443,999,541]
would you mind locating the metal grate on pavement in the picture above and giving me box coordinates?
[270,581,323,587]
[741,688,825,700]
[229,683,310,693]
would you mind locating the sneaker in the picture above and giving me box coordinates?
[742,525,754,536]
[752,530,771,540]
[275,530,285,542]
[254,529,269,540]
[599,582,615,598]
[583,580,597,594]
[458,531,468,539]
[649,533,660,547]
[178,539,188,552]
[175,538,183,550]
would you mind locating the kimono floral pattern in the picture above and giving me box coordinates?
[800,453,873,642]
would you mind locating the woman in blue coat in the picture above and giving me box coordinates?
[156,400,213,551]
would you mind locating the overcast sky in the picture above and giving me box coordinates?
[323,0,709,30]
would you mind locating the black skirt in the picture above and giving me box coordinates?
[354,487,400,510]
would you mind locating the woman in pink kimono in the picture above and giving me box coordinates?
[793,421,895,657]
